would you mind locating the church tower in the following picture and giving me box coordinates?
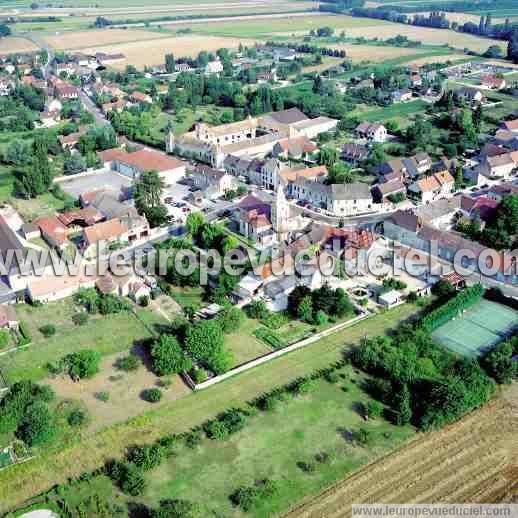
[272,179,290,239]
[165,121,174,154]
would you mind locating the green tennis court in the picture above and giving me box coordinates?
[431,299,518,358]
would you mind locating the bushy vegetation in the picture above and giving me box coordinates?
[0,381,56,446]
[420,284,484,333]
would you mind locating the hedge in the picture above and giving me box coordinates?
[420,284,484,333]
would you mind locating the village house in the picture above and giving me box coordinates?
[0,79,13,96]
[0,305,18,330]
[271,136,318,161]
[232,195,276,248]
[341,143,369,165]
[377,152,432,183]
[205,59,224,75]
[129,91,153,105]
[392,89,413,103]
[481,74,506,90]
[459,195,498,228]
[457,87,484,104]
[477,152,518,179]
[54,83,79,100]
[190,165,234,199]
[95,52,125,66]
[408,170,455,204]
[355,122,387,143]
[371,179,406,203]
[33,216,69,249]
[500,119,518,133]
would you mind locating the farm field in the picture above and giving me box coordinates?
[284,387,518,517]
[172,13,388,38]
[342,23,507,54]
[0,37,39,55]
[42,28,171,50]
[0,303,419,513]
[79,34,255,69]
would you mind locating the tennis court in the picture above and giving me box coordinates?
[431,299,518,358]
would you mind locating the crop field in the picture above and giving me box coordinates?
[173,14,387,38]
[42,28,170,50]
[325,43,446,63]
[79,34,255,68]
[431,299,518,358]
[0,303,419,513]
[342,24,507,54]
[284,387,518,517]
[0,37,39,55]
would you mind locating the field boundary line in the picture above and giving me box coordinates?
[192,310,371,390]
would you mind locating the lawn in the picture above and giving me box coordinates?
[0,303,420,513]
[0,300,157,384]
[138,368,414,517]
[350,99,429,125]
[168,285,205,308]
[225,316,271,367]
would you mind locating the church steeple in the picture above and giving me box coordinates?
[272,178,290,236]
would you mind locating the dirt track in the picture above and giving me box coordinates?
[284,387,518,517]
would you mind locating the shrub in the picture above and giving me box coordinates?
[313,310,328,326]
[117,354,140,372]
[245,299,269,320]
[205,420,228,441]
[68,408,88,427]
[184,430,202,449]
[151,499,202,518]
[120,463,147,496]
[128,444,164,471]
[96,391,110,402]
[64,349,101,379]
[217,307,244,333]
[324,370,340,384]
[139,295,150,307]
[294,378,316,395]
[366,400,383,418]
[191,367,208,384]
[230,479,279,512]
[143,388,162,403]
[16,401,56,446]
[39,324,56,337]
[297,461,316,473]
[151,335,192,376]
[351,428,370,446]
[72,312,89,326]
[0,329,9,348]
[18,321,31,341]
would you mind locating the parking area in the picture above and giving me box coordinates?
[58,170,132,199]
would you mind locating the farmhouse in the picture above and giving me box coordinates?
[481,74,506,90]
[408,170,454,204]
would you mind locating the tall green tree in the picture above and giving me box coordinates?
[133,170,168,228]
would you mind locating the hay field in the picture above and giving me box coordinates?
[43,28,170,50]
[80,35,254,69]
[410,11,506,25]
[405,53,468,66]
[0,37,39,55]
[343,24,507,53]
[327,44,435,62]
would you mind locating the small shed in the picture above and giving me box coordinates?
[378,289,401,307]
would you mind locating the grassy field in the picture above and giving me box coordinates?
[137,368,414,517]
[0,303,419,513]
[0,301,156,384]
[351,99,430,126]
[225,316,272,367]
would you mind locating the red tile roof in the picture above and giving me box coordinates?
[84,218,128,244]
[98,148,184,173]
[34,216,68,245]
